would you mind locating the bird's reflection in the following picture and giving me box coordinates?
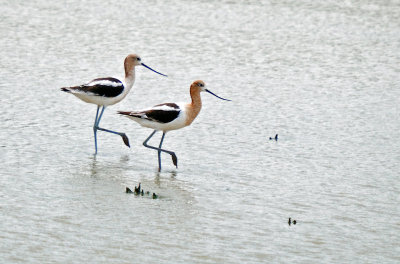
[90,155,98,178]
[154,170,178,186]
[119,154,130,163]
[170,171,177,179]
[154,172,161,186]
[88,154,130,179]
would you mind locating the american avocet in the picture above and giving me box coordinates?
[61,54,167,154]
[118,80,230,171]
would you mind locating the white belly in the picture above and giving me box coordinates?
[74,94,120,106]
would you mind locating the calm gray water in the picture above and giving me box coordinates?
[1,0,399,263]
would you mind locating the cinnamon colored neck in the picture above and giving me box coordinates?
[185,87,202,126]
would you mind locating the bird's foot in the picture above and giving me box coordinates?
[121,133,130,148]
[171,154,178,168]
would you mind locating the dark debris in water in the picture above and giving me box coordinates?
[288,217,297,226]
[269,134,278,141]
[126,183,158,199]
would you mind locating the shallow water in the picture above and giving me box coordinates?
[1,0,400,263]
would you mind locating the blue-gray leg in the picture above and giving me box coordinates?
[143,130,178,171]
[95,106,106,127]
[158,132,165,170]
[93,106,130,154]
[93,105,100,154]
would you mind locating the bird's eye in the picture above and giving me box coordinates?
[198,83,203,87]
[137,57,141,61]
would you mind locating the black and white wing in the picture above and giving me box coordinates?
[61,77,124,97]
[119,103,181,123]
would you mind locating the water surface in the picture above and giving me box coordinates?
[1,0,399,263]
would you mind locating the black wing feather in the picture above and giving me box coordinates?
[66,77,124,97]
[145,109,180,123]
[118,103,181,123]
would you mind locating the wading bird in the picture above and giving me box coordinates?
[61,54,167,154]
[118,80,230,171]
